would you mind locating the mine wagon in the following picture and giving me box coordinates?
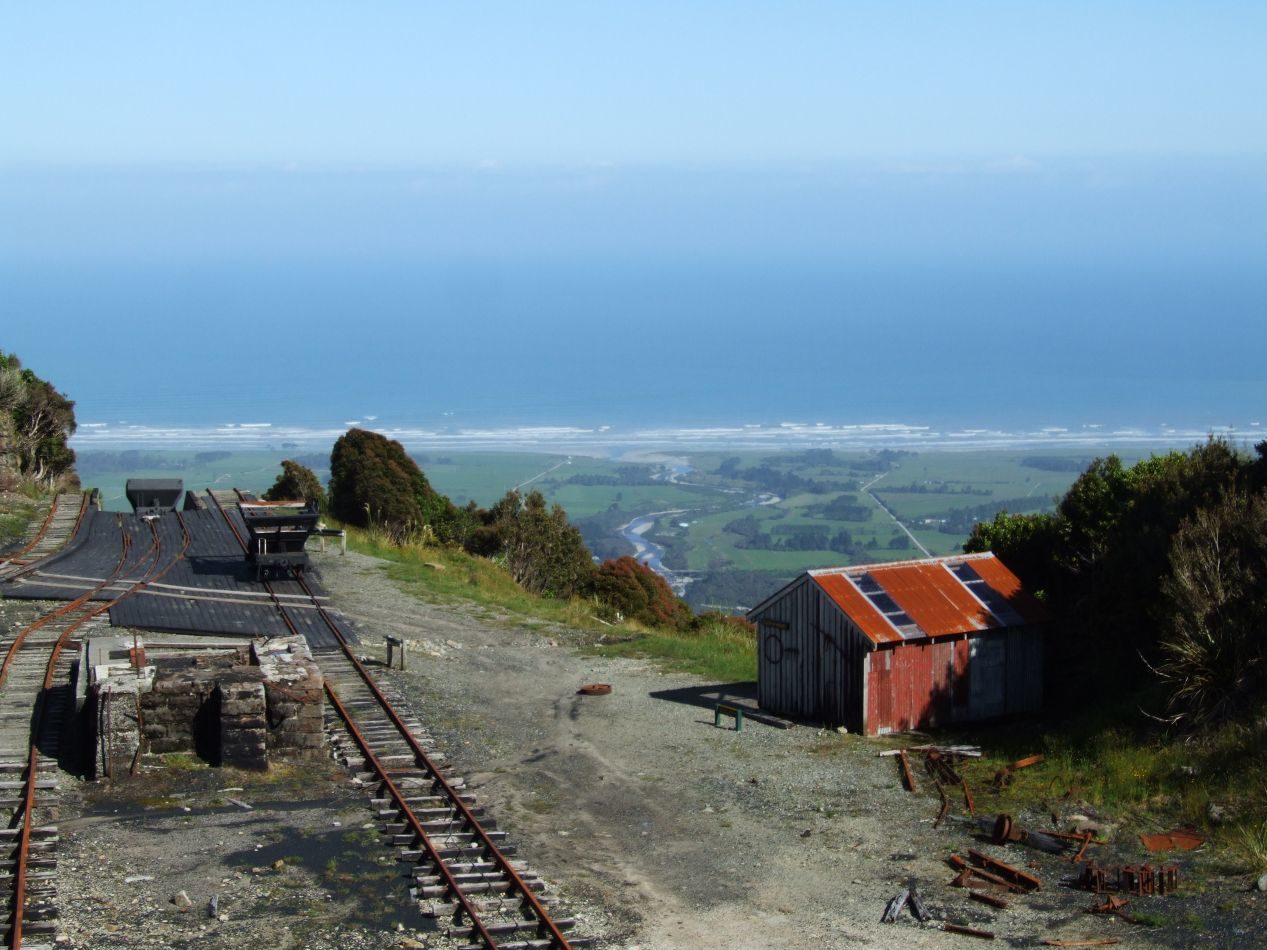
[239,501,320,581]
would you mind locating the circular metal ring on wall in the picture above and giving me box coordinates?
[763,634,784,665]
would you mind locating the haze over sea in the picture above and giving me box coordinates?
[5,160,1265,456]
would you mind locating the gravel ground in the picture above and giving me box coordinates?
[12,545,1265,948]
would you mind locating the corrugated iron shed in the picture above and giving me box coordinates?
[748,552,1047,734]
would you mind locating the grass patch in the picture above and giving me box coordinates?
[0,500,40,549]
[344,528,758,683]
[590,620,756,682]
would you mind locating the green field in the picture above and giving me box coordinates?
[77,443,1152,611]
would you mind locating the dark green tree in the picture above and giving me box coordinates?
[328,428,456,540]
[263,459,326,508]
[495,490,593,598]
[0,352,78,490]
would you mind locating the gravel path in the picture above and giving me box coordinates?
[19,544,1254,948]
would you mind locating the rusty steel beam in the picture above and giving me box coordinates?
[898,750,918,793]
[944,923,995,939]
[967,849,1042,892]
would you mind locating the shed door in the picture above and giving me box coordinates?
[969,636,1006,719]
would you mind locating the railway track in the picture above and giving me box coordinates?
[0,495,90,584]
[204,489,587,948]
[0,503,190,948]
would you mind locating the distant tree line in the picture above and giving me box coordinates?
[966,438,1267,727]
[712,458,858,496]
[805,494,873,522]
[936,496,1049,534]
[1021,456,1094,472]
[724,514,861,555]
[880,482,992,496]
[0,352,77,491]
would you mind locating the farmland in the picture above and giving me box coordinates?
[79,444,1146,612]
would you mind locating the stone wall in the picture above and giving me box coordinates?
[90,636,324,776]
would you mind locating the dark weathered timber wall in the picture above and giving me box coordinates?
[753,579,870,731]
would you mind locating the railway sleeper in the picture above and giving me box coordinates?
[398,843,517,859]
[382,826,507,845]
[411,859,528,875]
[411,871,530,889]
[457,938,596,950]
[420,892,560,918]
[414,877,546,899]
[445,916,575,939]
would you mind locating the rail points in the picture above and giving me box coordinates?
[0,489,587,949]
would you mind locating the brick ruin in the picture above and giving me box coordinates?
[87,635,324,778]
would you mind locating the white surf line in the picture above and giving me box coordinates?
[862,471,932,558]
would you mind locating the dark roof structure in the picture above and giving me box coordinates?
[2,499,355,648]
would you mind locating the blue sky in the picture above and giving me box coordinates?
[3,5,1266,438]
[5,3,1265,165]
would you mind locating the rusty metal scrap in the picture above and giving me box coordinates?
[970,891,1009,910]
[966,848,1042,892]
[1087,894,1139,925]
[933,780,951,829]
[1076,861,1179,896]
[898,750,918,793]
[991,814,1070,855]
[943,923,995,939]
[1139,827,1206,853]
[948,854,1026,894]
[925,748,964,785]
[993,753,1045,789]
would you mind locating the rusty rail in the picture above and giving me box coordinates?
[206,489,573,948]
[8,508,189,948]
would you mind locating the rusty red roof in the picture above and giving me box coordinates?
[804,553,1045,644]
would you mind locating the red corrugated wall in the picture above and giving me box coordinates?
[866,638,973,735]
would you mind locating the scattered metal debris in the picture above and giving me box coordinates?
[1139,827,1205,852]
[1076,861,1179,896]
[898,750,918,793]
[992,753,1044,789]
[970,891,1009,910]
[943,922,995,939]
[966,848,1042,892]
[948,854,1026,894]
[992,814,1070,855]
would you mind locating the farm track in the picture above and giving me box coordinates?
[205,488,586,949]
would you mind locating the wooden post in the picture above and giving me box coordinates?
[385,635,406,670]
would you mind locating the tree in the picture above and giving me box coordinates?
[263,459,326,508]
[1155,490,1267,725]
[327,428,456,540]
[496,490,593,598]
[586,555,691,629]
[0,352,77,490]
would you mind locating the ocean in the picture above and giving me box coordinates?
[3,161,1265,452]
